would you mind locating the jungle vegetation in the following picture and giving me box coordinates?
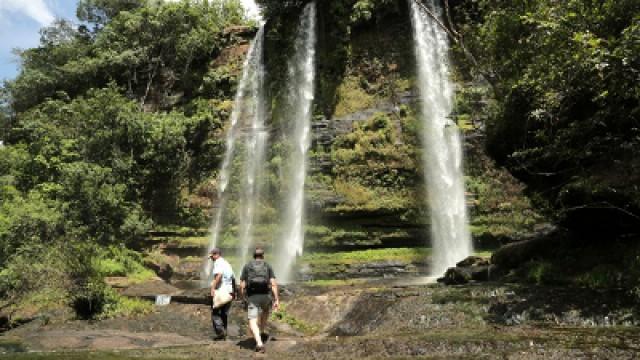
[0,0,638,321]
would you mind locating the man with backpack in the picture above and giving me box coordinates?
[239,246,279,353]
[209,247,235,341]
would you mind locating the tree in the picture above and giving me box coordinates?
[77,0,144,31]
[453,0,640,231]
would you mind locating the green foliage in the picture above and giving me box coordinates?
[0,0,251,320]
[70,275,152,320]
[6,0,248,112]
[0,243,69,309]
[0,191,63,267]
[465,171,545,241]
[333,76,377,117]
[330,113,419,213]
[576,264,623,289]
[457,0,640,224]
[524,260,560,285]
[77,0,143,29]
[95,246,155,283]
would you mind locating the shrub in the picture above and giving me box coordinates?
[576,264,623,289]
[525,260,559,285]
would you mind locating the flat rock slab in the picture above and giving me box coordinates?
[19,329,206,351]
[119,279,210,304]
[121,279,182,297]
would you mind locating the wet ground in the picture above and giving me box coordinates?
[1,278,639,359]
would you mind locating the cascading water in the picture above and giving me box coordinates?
[274,2,317,283]
[201,26,266,286]
[409,0,472,276]
[237,27,268,266]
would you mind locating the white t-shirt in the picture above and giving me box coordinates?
[212,257,234,294]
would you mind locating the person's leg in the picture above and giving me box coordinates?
[221,301,231,332]
[247,302,263,349]
[258,304,270,338]
[211,306,226,339]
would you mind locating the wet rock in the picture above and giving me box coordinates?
[491,228,566,270]
[438,267,472,285]
[0,315,9,331]
[456,256,489,268]
[121,278,182,298]
[143,259,174,282]
[469,265,491,281]
[301,260,420,281]
[172,259,202,280]
[222,25,257,38]
[437,256,498,284]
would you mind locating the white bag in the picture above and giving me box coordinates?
[213,291,232,309]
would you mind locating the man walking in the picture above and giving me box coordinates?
[209,247,235,340]
[240,246,279,353]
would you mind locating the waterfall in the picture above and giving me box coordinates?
[274,2,317,283]
[238,26,268,266]
[201,26,266,286]
[409,0,472,275]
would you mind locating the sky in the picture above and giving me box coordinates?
[0,0,260,82]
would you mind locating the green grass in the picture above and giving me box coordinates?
[302,247,431,266]
[304,278,368,287]
[474,251,493,258]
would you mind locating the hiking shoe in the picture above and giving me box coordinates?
[212,333,226,341]
[255,345,265,353]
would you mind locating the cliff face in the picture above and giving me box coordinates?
[196,2,546,251]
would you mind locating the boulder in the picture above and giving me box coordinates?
[437,267,472,285]
[143,258,174,282]
[456,256,489,268]
[491,228,567,270]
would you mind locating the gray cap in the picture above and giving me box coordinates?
[209,247,221,255]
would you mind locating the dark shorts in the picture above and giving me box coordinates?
[247,294,271,319]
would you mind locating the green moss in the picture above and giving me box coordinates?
[329,112,420,216]
[466,170,546,241]
[271,303,319,335]
[302,247,431,266]
[333,76,377,117]
[304,278,368,287]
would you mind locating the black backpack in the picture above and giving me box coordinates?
[247,260,270,294]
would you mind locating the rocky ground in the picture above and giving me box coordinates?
[1,277,639,359]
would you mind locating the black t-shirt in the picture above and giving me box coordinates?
[240,260,276,296]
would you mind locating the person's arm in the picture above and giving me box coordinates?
[239,265,247,300]
[211,273,221,297]
[270,278,279,310]
[239,280,247,300]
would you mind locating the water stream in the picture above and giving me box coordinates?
[201,26,266,286]
[274,2,317,283]
[409,0,472,275]
[237,28,268,266]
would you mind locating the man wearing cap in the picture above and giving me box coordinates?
[239,246,279,353]
[209,247,235,340]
